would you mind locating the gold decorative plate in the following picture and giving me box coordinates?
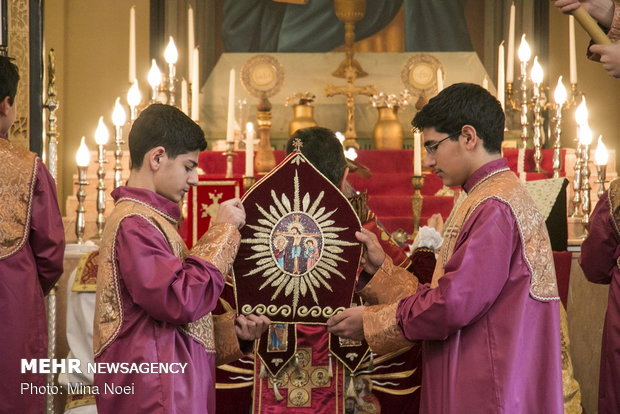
[240,54,285,98]
[401,54,444,97]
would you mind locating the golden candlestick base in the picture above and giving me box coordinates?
[332,0,367,79]
[75,167,89,244]
[411,175,425,237]
[223,140,237,179]
[243,175,256,191]
[255,97,276,173]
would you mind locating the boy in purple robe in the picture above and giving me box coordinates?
[328,83,564,413]
[92,104,269,414]
[0,56,65,413]
[579,177,620,414]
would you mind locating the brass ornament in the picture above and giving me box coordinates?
[240,54,285,99]
[401,54,445,110]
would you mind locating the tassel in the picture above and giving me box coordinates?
[328,354,333,379]
[369,352,374,371]
[345,375,357,398]
[273,382,284,401]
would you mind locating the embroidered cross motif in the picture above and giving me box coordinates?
[292,137,303,153]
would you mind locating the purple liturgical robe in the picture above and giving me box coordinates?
[395,159,563,413]
[94,187,227,414]
[0,137,65,413]
[579,186,620,414]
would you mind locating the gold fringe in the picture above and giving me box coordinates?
[328,354,333,378]
[216,382,253,389]
[273,382,284,401]
[217,364,254,375]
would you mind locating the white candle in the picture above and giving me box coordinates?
[181,79,189,115]
[498,41,505,110]
[191,48,200,121]
[436,68,444,92]
[129,6,136,83]
[595,136,608,166]
[245,122,255,177]
[413,132,422,176]
[226,68,236,143]
[506,2,516,83]
[188,5,195,78]
[569,15,577,84]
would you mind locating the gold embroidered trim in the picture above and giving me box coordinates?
[608,178,620,239]
[240,303,344,319]
[216,382,253,389]
[213,311,244,366]
[363,302,412,355]
[72,250,99,292]
[191,222,240,276]
[94,200,218,357]
[115,196,179,224]
[64,393,96,410]
[359,256,418,305]
[0,139,37,259]
[431,170,558,302]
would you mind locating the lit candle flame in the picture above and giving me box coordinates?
[579,122,592,146]
[95,116,110,146]
[553,76,567,106]
[335,131,345,145]
[164,37,178,64]
[76,136,91,167]
[530,56,543,84]
[127,79,142,107]
[344,147,358,161]
[574,96,588,126]
[595,136,609,166]
[518,34,531,63]
[112,97,127,127]
[147,59,162,88]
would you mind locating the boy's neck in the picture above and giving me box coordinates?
[126,169,156,193]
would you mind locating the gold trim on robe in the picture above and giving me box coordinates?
[608,178,620,240]
[363,302,413,355]
[0,139,37,259]
[94,198,242,362]
[358,256,418,305]
[71,250,99,292]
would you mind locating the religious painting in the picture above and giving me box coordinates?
[233,151,362,325]
[267,323,289,353]
[338,336,363,348]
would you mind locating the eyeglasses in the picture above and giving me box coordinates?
[423,132,461,154]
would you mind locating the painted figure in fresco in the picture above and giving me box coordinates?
[290,227,303,274]
[305,239,320,270]
[273,236,288,270]
[268,323,288,352]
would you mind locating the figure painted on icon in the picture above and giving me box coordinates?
[271,213,323,275]
[304,239,320,271]
[268,323,288,352]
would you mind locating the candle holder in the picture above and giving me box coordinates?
[531,81,544,172]
[224,140,236,179]
[75,166,88,244]
[570,143,583,218]
[255,96,276,174]
[243,175,256,191]
[43,49,59,182]
[411,175,425,237]
[581,142,592,234]
[113,125,124,188]
[596,164,607,198]
[551,102,563,178]
[167,64,176,106]
[95,143,107,240]
[518,63,529,150]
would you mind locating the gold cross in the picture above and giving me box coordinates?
[292,137,303,153]
[325,67,376,149]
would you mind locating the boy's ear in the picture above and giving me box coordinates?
[0,96,11,116]
[461,125,479,150]
[147,146,166,171]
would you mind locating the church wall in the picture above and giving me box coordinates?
[44,0,150,213]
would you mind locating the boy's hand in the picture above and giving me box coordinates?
[355,228,385,275]
[590,42,620,77]
[235,314,271,341]
[214,198,246,228]
[327,306,365,342]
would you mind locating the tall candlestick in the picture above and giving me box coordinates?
[112,98,127,188]
[518,34,531,150]
[94,117,109,239]
[226,68,236,143]
[569,16,577,85]
[245,122,255,177]
[531,57,544,172]
[552,76,567,178]
[595,136,608,197]
[498,41,505,110]
[413,131,422,176]
[191,47,200,122]
[580,123,592,232]
[75,137,91,244]
[129,6,136,83]
[181,79,189,115]
[188,5,195,78]
[506,2,516,83]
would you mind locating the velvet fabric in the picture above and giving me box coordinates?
[579,186,620,414]
[396,159,563,414]
[0,146,65,414]
[94,187,225,414]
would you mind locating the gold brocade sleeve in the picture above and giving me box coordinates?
[214,310,246,366]
[358,256,418,305]
[363,302,413,355]
[190,222,240,277]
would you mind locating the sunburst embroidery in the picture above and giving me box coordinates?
[240,170,356,313]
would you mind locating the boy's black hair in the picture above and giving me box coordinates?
[0,57,20,105]
[286,127,347,186]
[412,83,505,154]
[129,103,207,169]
